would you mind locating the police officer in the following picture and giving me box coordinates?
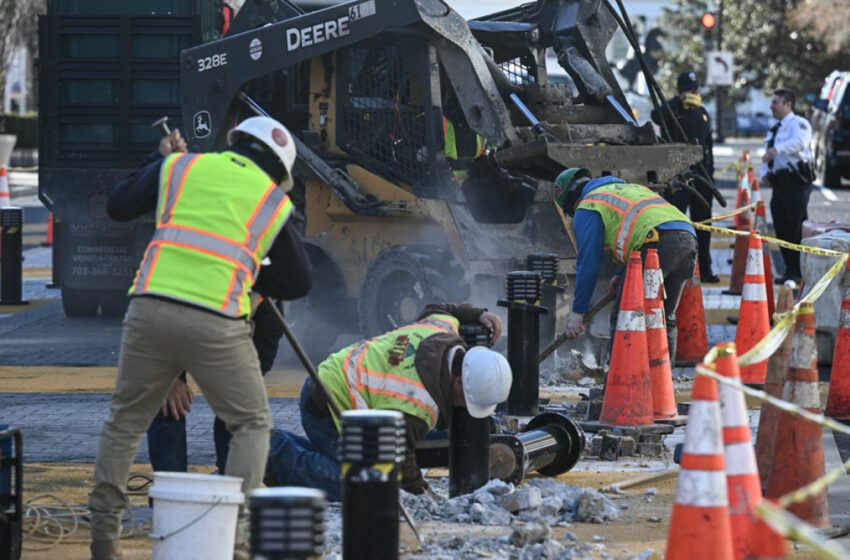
[556,169,697,362]
[651,71,717,283]
[761,88,814,284]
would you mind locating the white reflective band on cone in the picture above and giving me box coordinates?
[745,248,764,275]
[789,333,816,369]
[645,307,664,330]
[615,309,646,332]
[644,269,663,300]
[742,283,767,301]
[840,307,850,329]
[682,401,724,455]
[724,441,758,476]
[674,470,729,507]
[719,384,749,428]
[782,380,820,409]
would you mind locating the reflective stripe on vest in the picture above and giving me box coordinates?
[337,315,459,428]
[578,184,687,264]
[132,152,292,317]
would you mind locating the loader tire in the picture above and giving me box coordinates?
[357,245,469,337]
[61,286,99,317]
[100,291,130,318]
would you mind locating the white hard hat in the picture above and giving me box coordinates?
[461,347,512,418]
[227,116,296,191]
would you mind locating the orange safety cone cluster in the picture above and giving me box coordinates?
[599,251,654,427]
[726,189,752,295]
[825,258,850,420]
[764,303,830,527]
[665,367,733,560]
[0,166,9,208]
[715,343,786,559]
[753,201,775,318]
[754,284,796,487]
[644,249,678,420]
[675,263,709,366]
[735,233,771,385]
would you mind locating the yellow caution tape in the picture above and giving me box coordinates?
[698,202,758,224]
[695,366,850,437]
[692,224,849,257]
[755,501,849,560]
[734,253,848,365]
[8,166,38,172]
[777,454,850,510]
[713,155,745,178]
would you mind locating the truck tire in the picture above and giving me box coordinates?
[100,291,130,318]
[357,245,469,337]
[61,286,99,317]
[817,149,841,188]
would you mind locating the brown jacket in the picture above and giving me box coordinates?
[309,302,487,494]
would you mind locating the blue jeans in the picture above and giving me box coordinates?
[266,379,341,501]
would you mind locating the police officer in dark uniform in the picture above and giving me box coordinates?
[651,71,718,282]
[761,88,814,284]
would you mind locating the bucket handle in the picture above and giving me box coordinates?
[148,497,224,541]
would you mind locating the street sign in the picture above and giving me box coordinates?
[706,51,734,86]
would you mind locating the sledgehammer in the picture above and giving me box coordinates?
[537,292,616,363]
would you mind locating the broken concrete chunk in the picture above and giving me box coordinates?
[509,518,552,547]
[500,485,543,512]
[574,490,620,523]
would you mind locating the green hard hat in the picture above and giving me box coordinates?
[554,167,592,211]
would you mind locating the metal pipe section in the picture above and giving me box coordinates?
[498,271,547,416]
[0,207,26,306]
[341,410,405,560]
[449,406,490,497]
[247,487,325,560]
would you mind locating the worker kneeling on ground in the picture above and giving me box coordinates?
[556,168,696,360]
[265,303,510,500]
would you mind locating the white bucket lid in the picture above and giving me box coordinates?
[149,472,244,505]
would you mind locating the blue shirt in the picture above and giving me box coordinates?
[571,177,696,314]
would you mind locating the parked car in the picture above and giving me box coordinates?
[810,70,850,188]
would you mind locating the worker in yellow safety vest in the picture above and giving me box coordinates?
[89,116,313,560]
[265,302,511,500]
[555,168,696,361]
[444,116,487,180]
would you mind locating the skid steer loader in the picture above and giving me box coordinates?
[179,0,704,355]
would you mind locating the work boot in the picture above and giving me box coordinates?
[90,539,123,560]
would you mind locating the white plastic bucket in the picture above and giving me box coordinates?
[148,471,245,560]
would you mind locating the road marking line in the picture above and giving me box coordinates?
[815,183,838,202]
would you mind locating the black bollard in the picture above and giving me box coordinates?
[1,207,27,305]
[449,406,490,497]
[341,410,405,560]
[247,487,325,559]
[527,253,563,347]
[498,271,547,416]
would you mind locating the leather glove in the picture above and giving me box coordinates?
[564,312,585,340]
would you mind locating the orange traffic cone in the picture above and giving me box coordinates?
[746,509,788,559]
[644,249,677,420]
[665,366,734,560]
[747,166,757,203]
[825,258,850,420]
[599,251,653,427]
[716,342,766,559]
[764,302,830,527]
[726,190,752,295]
[0,166,9,208]
[42,212,54,247]
[735,234,771,385]
[755,284,796,488]
[675,262,709,366]
[734,172,745,230]
[753,202,775,319]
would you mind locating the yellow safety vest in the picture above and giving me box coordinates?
[129,151,293,317]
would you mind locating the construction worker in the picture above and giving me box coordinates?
[444,116,487,180]
[88,116,312,560]
[555,168,697,361]
[265,302,510,500]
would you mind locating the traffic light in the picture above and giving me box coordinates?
[701,12,716,40]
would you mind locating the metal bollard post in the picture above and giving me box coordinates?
[0,207,27,305]
[248,487,325,560]
[449,406,490,497]
[341,410,405,560]
[498,271,547,416]
[527,253,563,347]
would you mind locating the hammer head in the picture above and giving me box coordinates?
[151,116,171,136]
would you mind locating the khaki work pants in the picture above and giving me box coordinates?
[88,296,271,542]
